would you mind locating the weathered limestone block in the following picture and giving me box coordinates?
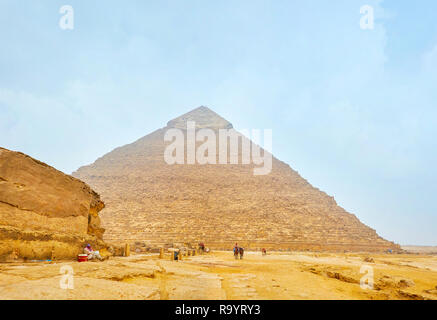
[0,148,107,260]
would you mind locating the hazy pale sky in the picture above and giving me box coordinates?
[1,0,436,245]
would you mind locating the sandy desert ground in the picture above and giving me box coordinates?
[0,251,436,300]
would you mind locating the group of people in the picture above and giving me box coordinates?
[83,242,268,262]
[233,244,268,259]
[233,243,244,259]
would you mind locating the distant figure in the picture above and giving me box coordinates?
[233,246,239,259]
[199,242,205,253]
[84,244,103,261]
[262,248,267,256]
[174,250,179,261]
[239,247,244,259]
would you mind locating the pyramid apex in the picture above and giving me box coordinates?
[167,106,233,129]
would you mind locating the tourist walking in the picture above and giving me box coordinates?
[198,242,205,254]
[239,247,244,259]
[233,244,239,259]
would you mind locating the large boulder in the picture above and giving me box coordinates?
[0,147,107,261]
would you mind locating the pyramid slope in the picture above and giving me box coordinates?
[73,107,400,252]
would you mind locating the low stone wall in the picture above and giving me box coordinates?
[0,226,107,261]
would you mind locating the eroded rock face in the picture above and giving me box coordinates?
[73,106,401,253]
[0,147,106,260]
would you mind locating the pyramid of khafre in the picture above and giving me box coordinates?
[73,106,400,252]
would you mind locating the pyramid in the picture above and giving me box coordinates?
[73,106,400,252]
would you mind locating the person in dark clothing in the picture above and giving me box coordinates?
[239,247,244,259]
[199,242,205,253]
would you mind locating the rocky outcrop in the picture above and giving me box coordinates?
[74,106,401,253]
[0,147,106,261]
